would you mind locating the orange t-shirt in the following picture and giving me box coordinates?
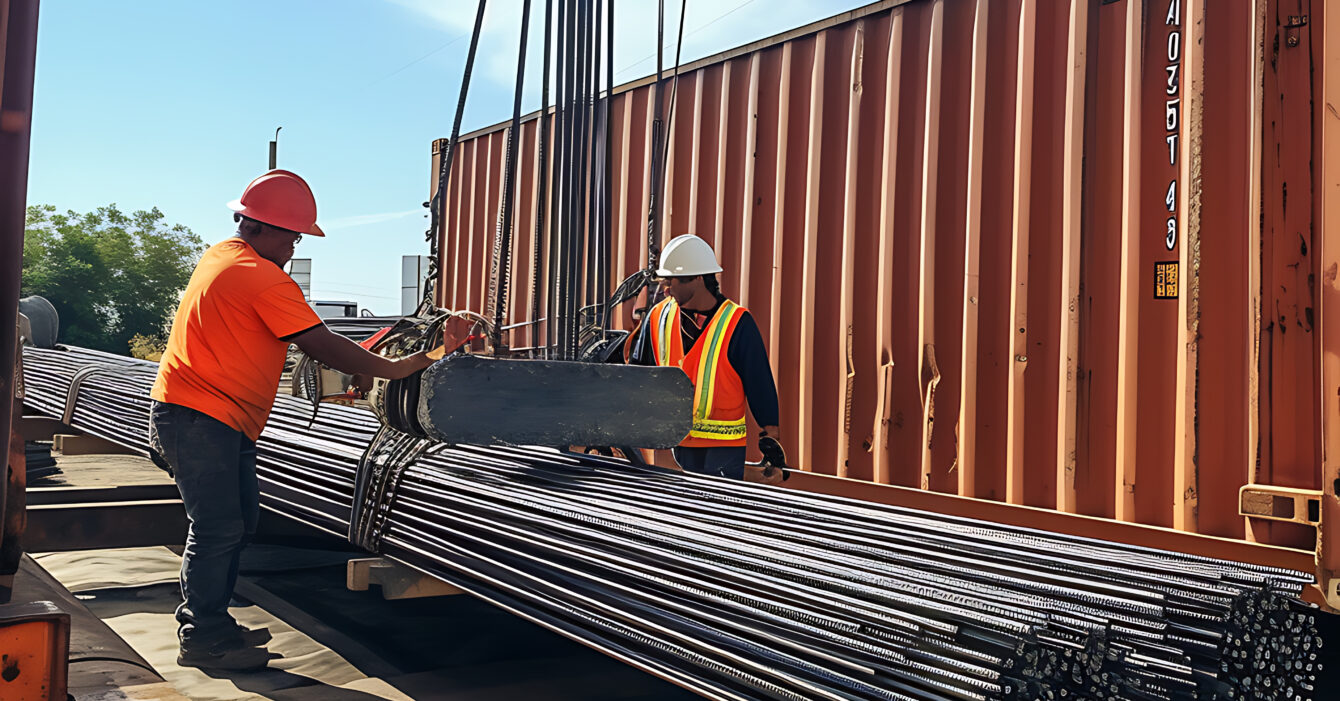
[151,239,323,440]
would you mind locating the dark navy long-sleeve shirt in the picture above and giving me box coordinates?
[630,297,780,428]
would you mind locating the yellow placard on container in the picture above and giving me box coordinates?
[1154,261,1179,300]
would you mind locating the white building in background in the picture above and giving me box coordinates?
[402,255,429,316]
[288,258,312,299]
[288,255,424,318]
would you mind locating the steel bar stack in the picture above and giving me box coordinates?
[22,345,1328,700]
[545,0,617,360]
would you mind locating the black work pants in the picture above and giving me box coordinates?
[672,446,746,480]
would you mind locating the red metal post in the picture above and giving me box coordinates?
[0,0,41,604]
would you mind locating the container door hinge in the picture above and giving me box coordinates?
[1284,15,1309,48]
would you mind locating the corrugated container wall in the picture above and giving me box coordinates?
[433,0,1340,605]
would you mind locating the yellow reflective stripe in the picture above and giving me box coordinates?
[692,315,720,417]
[689,417,748,440]
[655,300,675,366]
[693,301,737,421]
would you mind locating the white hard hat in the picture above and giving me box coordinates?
[655,234,723,277]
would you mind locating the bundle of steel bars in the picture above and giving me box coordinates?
[427,0,619,358]
[22,345,1327,700]
[544,0,617,360]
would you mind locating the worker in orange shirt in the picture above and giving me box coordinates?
[148,170,436,671]
[627,234,787,483]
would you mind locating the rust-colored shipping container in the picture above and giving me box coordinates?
[432,0,1340,608]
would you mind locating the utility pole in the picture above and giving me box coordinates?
[268,127,282,169]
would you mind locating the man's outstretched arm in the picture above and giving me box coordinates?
[289,325,434,380]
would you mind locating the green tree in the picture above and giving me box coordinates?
[22,204,204,353]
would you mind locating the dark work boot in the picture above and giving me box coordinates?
[177,640,271,671]
[230,623,272,647]
[179,619,270,649]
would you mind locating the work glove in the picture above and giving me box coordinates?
[758,435,788,485]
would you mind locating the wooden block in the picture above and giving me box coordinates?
[346,557,461,600]
[52,434,135,457]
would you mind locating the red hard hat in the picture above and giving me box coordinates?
[227,169,325,237]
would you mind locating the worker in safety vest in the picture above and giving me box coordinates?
[148,170,437,671]
[627,234,787,483]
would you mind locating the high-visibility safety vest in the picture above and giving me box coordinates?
[647,297,749,447]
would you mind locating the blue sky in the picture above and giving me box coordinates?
[27,0,865,315]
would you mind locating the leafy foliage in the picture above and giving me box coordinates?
[128,333,167,362]
[22,204,204,353]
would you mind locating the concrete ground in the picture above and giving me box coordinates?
[35,543,695,701]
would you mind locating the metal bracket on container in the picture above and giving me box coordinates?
[1238,484,1322,526]
[1284,15,1308,48]
[1240,483,1338,608]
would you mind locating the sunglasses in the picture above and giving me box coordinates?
[265,225,302,244]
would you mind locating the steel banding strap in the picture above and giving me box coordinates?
[349,424,434,551]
